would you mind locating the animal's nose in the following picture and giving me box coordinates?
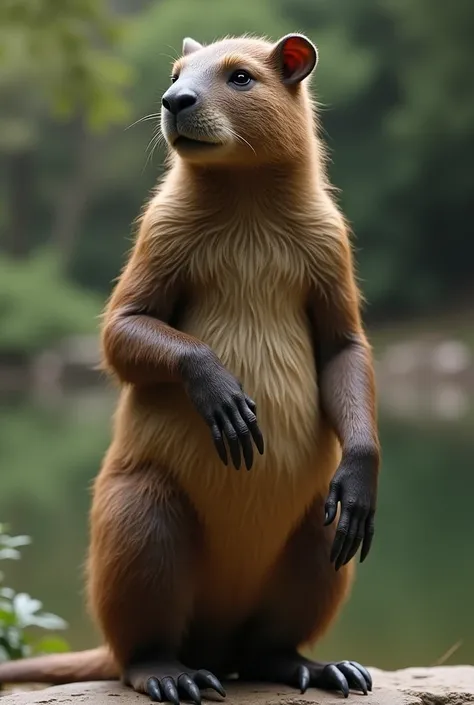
[162,88,198,116]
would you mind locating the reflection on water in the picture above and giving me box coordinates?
[0,382,472,671]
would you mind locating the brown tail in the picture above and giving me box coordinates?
[0,646,118,685]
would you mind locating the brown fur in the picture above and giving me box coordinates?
[0,33,379,692]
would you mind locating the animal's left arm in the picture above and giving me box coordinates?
[308,225,381,571]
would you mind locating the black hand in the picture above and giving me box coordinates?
[181,349,264,470]
[324,449,378,569]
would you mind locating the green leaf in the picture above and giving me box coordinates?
[32,636,70,655]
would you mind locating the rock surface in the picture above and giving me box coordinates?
[1,667,473,705]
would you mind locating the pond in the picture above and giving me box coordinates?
[0,379,472,672]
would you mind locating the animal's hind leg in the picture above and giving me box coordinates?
[237,497,372,698]
[87,457,226,704]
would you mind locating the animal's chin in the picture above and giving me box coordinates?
[172,135,223,153]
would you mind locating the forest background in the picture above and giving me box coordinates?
[0,0,473,672]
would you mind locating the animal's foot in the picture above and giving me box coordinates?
[239,650,372,698]
[125,660,226,704]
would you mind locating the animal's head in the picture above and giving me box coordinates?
[160,34,318,167]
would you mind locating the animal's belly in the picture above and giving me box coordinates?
[181,299,320,469]
[114,304,339,617]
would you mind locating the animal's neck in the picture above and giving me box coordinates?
[166,139,326,218]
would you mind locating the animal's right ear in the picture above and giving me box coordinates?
[182,37,203,55]
[270,34,318,85]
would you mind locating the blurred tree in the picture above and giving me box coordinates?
[280,0,474,320]
[0,0,133,261]
[0,0,473,354]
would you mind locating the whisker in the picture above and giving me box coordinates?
[227,128,256,156]
[125,113,161,131]
[162,45,181,61]
[142,127,166,173]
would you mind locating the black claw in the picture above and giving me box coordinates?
[345,533,364,565]
[244,395,256,413]
[228,437,241,470]
[249,421,264,456]
[255,431,264,455]
[338,662,368,695]
[147,677,162,702]
[241,435,254,471]
[195,670,226,697]
[325,664,349,698]
[212,426,228,466]
[237,396,264,460]
[349,662,372,691]
[161,677,180,705]
[360,514,375,563]
[178,674,201,704]
[297,665,310,694]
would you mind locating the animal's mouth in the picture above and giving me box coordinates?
[173,136,222,150]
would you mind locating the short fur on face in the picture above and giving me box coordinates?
[160,34,319,166]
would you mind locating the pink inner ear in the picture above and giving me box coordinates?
[282,37,312,77]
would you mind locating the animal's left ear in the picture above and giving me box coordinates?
[270,34,318,85]
[183,37,203,55]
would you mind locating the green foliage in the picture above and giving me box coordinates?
[0,249,102,354]
[1,0,473,337]
[0,0,133,150]
[0,524,69,661]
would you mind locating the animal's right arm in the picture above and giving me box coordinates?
[101,220,263,469]
[101,234,201,388]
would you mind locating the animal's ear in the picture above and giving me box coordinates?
[182,37,203,55]
[270,34,318,85]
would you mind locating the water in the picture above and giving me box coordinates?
[0,383,472,672]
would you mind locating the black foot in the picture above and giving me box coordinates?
[240,650,372,698]
[125,660,226,704]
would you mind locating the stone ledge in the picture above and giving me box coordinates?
[1,667,473,705]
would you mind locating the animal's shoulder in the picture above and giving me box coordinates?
[146,192,347,291]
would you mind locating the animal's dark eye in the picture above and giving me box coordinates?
[229,70,253,88]
[171,75,178,83]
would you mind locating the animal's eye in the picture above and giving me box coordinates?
[171,75,179,83]
[229,70,253,88]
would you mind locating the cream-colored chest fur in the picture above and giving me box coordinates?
[115,212,340,618]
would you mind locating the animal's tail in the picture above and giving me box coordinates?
[0,646,118,685]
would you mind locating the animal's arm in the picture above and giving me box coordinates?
[308,224,381,570]
[101,213,212,387]
[101,208,264,470]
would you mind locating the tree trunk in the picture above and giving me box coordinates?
[3,150,35,258]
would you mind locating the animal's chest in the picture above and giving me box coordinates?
[168,227,319,465]
[177,227,315,392]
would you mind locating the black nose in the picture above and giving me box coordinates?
[162,89,198,116]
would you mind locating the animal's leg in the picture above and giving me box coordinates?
[237,497,371,698]
[87,459,226,704]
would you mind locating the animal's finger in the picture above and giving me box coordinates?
[324,483,339,526]
[297,665,310,694]
[228,406,254,470]
[338,662,368,695]
[342,518,365,565]
[347,662,372,690]
[160,677,179,705]
[330,508,351,565]
[146,677,162,702]
[324,664,349,698]
[177,674,201,705]
[194,670,226,697]
[209,421,228,466]
[335,515,362,570]
[360,512,375,562]
[217,413,241,470]
[237,397,265,457]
